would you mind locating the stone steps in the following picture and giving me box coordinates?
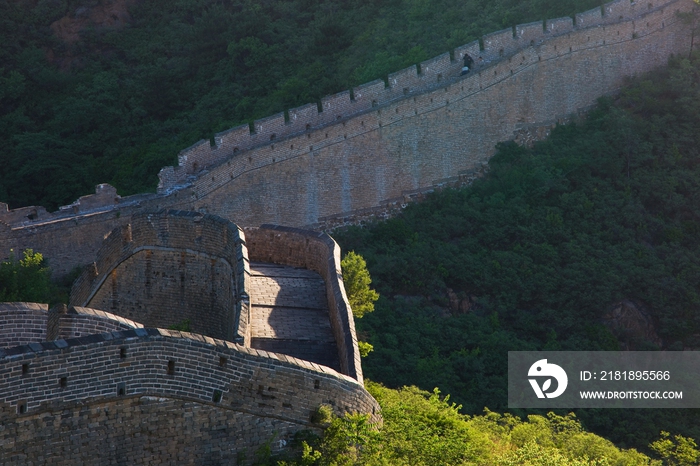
[249,262,340,372]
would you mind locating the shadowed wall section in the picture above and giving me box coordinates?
[67,212,363,381]
[245,225,363,383]
[0,213,377,463]
[69,210,251,343]
[0,303,48,348]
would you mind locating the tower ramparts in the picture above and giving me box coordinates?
[245,224,363,383]
[0,212,377,464]
[69,210,251,344]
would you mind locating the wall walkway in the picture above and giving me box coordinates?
[249,262,340,372]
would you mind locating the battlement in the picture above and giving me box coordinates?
[0,321,379,464]
[0,0,695,284]
[0,183,159,229]
[0,0,692,233]
[0,2,695,460]
[59,183,120,213]
[64,210,363,381]
[0,324,377,419]
[0,212,376,464]
[155,0,689,192]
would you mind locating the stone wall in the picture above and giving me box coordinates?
[0,194,136,278]
[0,328,380,465]
[58,306,143,339]
[69,210,251,344]
[1,397,302,465]
[244,225,363,383]
[0,303,48,348]
[0,303,143,348]
[174,0,693,229]
[85,248,237,338]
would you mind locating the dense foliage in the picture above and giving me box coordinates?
[0,249,53,303]
[267,383,673,465]
[334,54,700,449]
[342,251,380,319]
[0,0,602,210]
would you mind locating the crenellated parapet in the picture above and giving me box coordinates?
[0,326,378,421]
[0,183,156,229]
[0,211,378,464]
[0,322,379,465]
[156,0,692,192]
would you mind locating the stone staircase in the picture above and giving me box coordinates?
[248,262,340,372]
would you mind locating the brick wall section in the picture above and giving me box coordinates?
[244,225,363,384]
[1,304,143,347]
[58,306,143,339]
[0,396,305,465]
[0,205,128,278]
[0,185,120,226]
[0,328,380,465]
[0,204,49,224]
[85,249,237,339]
[69,210,251,344]
[0,303,48,348]
[154,0,693,188]
[0,0,695,280]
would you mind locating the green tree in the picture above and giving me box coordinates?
[357,341,374,358]
[341,251,379,319]
[335,55,700,448]
[0,249,52,303]
[650,431,700,466]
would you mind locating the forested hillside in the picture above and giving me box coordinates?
[335,54,700,450]
[0,0,601,210]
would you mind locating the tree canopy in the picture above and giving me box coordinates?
[342,251,380,319]
[0,249,53,303]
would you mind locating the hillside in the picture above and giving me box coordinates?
[268,382,666,465]
[334,53,700,450]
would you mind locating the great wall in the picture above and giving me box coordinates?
[0,0,697,462]
[1,211,378,464]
